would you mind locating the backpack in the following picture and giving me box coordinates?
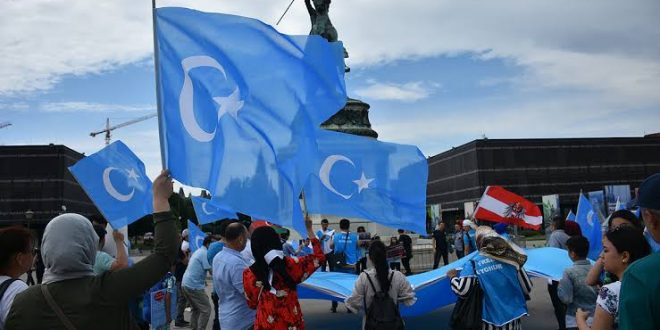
[0,278,19,302]
[364,271,405,330]
[333,232,350,268]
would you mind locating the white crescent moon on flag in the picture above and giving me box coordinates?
[195,235,205,250]
[102,167,135,202]
[319,155,355,200]
[201,202,213,215]
[179,55,228,142]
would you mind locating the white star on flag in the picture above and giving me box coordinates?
[126,168,140,182]
[353,172,374,193]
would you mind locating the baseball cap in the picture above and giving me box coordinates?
[638,173,660,210]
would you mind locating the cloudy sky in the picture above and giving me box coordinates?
[1,0,659,180]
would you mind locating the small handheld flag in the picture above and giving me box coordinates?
[69,141,152,228]
[473,186,542,230]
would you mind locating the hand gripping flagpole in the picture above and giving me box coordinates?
[151,0,167,169]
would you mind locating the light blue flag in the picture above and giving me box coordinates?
[187,220,206,253]
[304,130,428,234]
[69,141,152,229]
[576,193,603,260]
[614,197,625,211]
[155,7,347,229]
[191,196,236,225]
[566,209,576,221]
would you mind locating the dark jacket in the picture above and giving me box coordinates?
[6,212,179,330]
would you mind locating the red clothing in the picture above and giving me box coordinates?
[243,238,325,330]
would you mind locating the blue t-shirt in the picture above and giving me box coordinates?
[182,246,211,290]
[333,232,359,265]
[207,241,224,265]
[463,230,477,252]
[461,255,528,326]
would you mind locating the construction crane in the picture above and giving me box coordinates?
[0,121,11,129]
[90,113,157,145]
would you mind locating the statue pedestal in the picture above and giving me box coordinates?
[321,98,378,138]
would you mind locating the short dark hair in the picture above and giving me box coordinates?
[553,216,566,230]
[280,230,290,240]
[608,210,642,231]
[218,219,238,238]
[566,236,589,259]
[397,229,404,234]
[89,214,107,226]
[224,222,246,241]
[339,219,350,230]
[203,235,213,247]
[0,226,33,270]
[357,226,366,233]
[321,219,329,224]
[93,224,107,244]
[605,226,651,264]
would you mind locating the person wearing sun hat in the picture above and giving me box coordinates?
[618,173,660,330]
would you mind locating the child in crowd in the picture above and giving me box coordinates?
[558,236,598,330]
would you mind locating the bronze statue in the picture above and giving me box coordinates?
[305,0,338,42]
[305,0,349,72]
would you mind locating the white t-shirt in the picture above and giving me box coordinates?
[241,239,254,265]
[596,281,621,319]
[0,276,28,329]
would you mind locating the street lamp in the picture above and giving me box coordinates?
[25,209,34,230]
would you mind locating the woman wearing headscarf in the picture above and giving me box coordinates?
[242,216,325,330]
[447,226,533,330]
[6,170,178,330]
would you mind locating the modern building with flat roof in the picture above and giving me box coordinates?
[427,135,660,223]
[0,144,98,230]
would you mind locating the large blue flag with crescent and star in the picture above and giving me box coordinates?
[576,193,603,260]
[303,130,428,234]
[191,196,236,225]
[155,7,347,229]
[69,141,152,229]
[187,220,206,253]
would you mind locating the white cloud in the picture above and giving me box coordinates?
[354,81,439,102]
[0,102,29,111]
[39,101,155,113]
[1,0,659,107]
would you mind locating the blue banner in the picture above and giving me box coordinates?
[304,130,428,234]
[576,193,603,260]
[155,7,346,230]
[68,141,152,228]
[191,196,236,225]
[187,220,206,253]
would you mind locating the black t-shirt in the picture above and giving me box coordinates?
[432,229,447,249]
[174,246,187,281]
[398,234,413,256]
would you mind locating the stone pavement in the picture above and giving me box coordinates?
[173,277,557,330]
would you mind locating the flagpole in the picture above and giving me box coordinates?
[276,0,296,25]
[151,0,167,169]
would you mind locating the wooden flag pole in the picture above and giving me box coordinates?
[151,0,167,169]
[276,0,296,25]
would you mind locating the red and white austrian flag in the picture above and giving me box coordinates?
[474,186,542,230]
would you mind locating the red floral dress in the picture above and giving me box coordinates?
[243,238,325,330]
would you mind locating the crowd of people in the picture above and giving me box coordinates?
[0,172,658,330]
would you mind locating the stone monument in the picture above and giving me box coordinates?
[304,0,379,139]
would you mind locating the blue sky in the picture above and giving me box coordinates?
[1,0,659,180]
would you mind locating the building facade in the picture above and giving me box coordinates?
[0,144,98,230]
[427,136,660,223]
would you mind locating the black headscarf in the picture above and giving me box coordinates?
[249,226,296,291]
